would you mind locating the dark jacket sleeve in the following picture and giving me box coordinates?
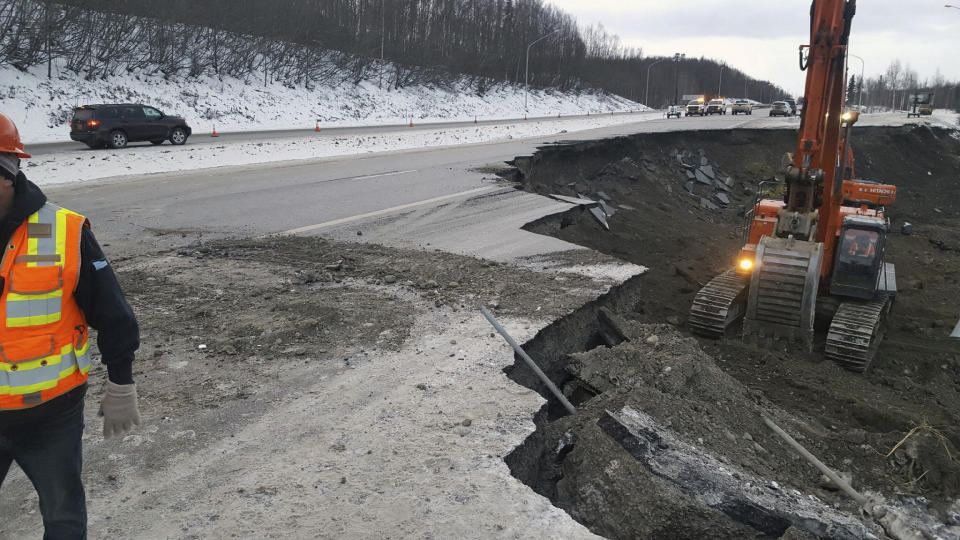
[73,227,139,385]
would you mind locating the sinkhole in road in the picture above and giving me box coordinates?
[500,125,960,538]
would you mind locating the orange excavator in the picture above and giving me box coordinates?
[688,0,898,372]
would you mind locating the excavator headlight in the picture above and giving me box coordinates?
[841,110,860,124]
[739,258,754,271]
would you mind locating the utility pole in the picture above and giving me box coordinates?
[45,4,52,79]
[379,0,385,89]
[672,52,685,106]
[644,58,666,108]
[525,29,559,112]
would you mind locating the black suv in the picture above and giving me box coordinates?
[70,104,191,149]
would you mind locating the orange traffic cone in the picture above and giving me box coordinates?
[557,113,561,118]
[315,121,320,132]
[409,119,414,127]
[474,116,477,124]
[524,113,527,120]
[211,124,218,137]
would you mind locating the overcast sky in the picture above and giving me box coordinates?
[548,0,959,97]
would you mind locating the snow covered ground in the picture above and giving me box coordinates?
[1,62,644,144]
[22,112,664,186]
[857,109,959,128]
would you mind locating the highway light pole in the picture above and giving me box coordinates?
[848,53,864,110]
[525,29,559,112]
[672,52,685,106]
[717,64,726,96]
[644,58,667,108]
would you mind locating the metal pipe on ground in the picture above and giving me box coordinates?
[762,416,867,506]
[481,306,576,415]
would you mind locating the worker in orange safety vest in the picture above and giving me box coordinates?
[847,231,877,258]
[0,112,141,539]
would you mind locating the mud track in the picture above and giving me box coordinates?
[504,126,960,538]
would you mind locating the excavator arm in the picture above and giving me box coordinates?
[778,0,856,252]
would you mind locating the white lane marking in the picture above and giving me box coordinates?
[338,169,418,182]
[278,185,503,235]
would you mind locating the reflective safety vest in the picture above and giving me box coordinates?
[0,203,91,410]
[849,241,876,257]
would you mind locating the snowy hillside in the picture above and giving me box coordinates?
[1,62,644,144]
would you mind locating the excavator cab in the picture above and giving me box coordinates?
[830,216,887,299]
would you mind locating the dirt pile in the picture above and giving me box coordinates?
[505,125,960,539]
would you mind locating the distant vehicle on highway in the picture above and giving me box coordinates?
[784,98,798,115]
[666,105,683,119]
[907,92,934,118]
[731,100,752,115]
[769,101,792,117]
[70,104,191,149]
[685,99,706,117]
[705,98,726,115]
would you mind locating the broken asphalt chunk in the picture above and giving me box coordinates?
[599,200,616,217]
[589,206,610,230]
[700,198,720,211]
[598,407,874,540]
[695,169,712,185]
[716,192,730,205]
[548,194,598,206]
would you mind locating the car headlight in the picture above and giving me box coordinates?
[739,258,754,271]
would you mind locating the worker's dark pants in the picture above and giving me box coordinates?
[0,399,87,540]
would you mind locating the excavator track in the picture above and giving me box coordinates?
[825,298,890,372]
[742,237,823,352]
[689,270,749,338]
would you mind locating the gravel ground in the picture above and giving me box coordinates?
[0,236,642,539]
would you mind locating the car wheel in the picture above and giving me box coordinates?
[108,130,128,149]
[170,127,188,145]
[150,140,164,145]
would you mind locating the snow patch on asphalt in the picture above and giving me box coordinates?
[555,263,647,282]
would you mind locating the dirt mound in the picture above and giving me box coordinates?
[507,321,885,538]
[504,125,960,538]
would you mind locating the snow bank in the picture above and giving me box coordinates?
[25,112,664,186]
[1,61,645,144]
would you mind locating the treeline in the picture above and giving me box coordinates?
[1,0,786,105]
[847,60,960,112]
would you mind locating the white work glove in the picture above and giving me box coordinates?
[99,381,141,439]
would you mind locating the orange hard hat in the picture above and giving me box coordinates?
[0,112,30,158]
